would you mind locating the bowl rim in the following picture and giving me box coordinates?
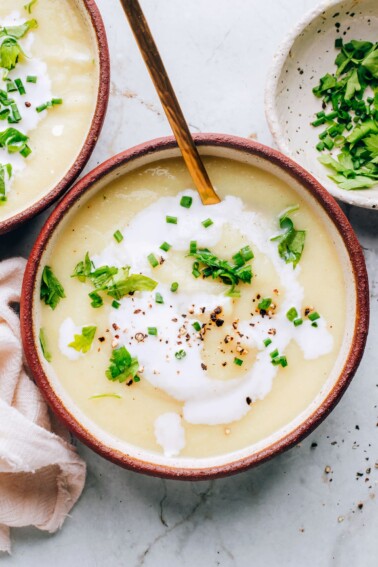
[0,0,110,235]
[264,0,378,210]
[21,133,370,480]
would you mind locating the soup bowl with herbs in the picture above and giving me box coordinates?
[21,134,369,479]
[0,0,109,234]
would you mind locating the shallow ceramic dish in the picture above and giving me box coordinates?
[265,0,378,210]
[21,134,369,480]
[0,0,110,234]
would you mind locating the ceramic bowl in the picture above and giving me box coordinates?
[21,134,369,480]
[0,0,110,235]
[265,0,378,209]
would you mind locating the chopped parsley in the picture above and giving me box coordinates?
[39,328,51,362]
[312,39,378,191]
[0,20,38,70]
[189,245,253,295]
[40,266,65,310]
[68,326,97,354]
[106,346,140,383]
[271,205,306,268]
[72,253,157,305]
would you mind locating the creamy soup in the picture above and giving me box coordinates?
[38,157,346,459]
[0,0,98,220]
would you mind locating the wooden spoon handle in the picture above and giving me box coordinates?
[119,0,220,205]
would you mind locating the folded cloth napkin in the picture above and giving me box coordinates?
[0,258,86,554]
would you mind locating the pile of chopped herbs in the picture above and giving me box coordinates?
[189,244,253,297]
[312,38,378,190]
[72,252,157,307]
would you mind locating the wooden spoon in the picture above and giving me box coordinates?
[119,0,221,205]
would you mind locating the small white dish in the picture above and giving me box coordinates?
[265,0,378,210]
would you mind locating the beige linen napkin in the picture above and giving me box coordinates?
[0,258,86,554]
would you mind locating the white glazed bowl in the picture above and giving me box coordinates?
[265,0,378,210]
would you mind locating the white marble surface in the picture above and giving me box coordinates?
[1,0,377,565]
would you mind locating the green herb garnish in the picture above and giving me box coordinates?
[160,241,171,252]
[148,327,158,336]
[180,195,193,208]
[308,311,320,322]
[192,321,201,332]
[0,127,30,157]
[26,75,37,83]
[258,298,272,311]
[40,266,65,309]
[286,307,298,321]
[234,357,243,366]
[39,328,51,362]
[271,205,306,268]
[112,300,121,309]
[72,254,157,305]
[68,326,97,354]
[0,20,38,70]
[89,393,122,400]
[0,163,11,203]
[106,346,140,383]
[263,338,272,347]
[155,292,164,304]
[189,246,253,295]
[89,291,103,308]
[170,282,179,292]
[166,215,178,224]
[147,253,159,268]
[175,349,186,360]
[202,218,213,228]
[312,39,378,191]
[113,230,123,243]
[24,0,38,14]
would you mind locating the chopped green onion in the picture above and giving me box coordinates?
[19,144,31,158]
[112,300,121,309]
[90,393,122,400]
[26,75,37,83]
[113,230,123,243]
[189,240,197,254]
[147,253,159,268]
[160,241,171,252]
[192,321,201,332]
[234,357,243,366]
[308,311,320,321]
[263,338,272,347]
[192,262,201,278]
[270,349,279,359]
[258,298,272,311]
[286,307,298,322]
[175,349,186,360]
[6,81,17,93]
[39,328,52,362]
[155,292,164,304]
[271,355,288,367]
[52,98,63,105]
[170,282,179,292]
[311,322,318,328]
[225,289,241,298]
[166,215,178,224]
[180,195,193,208]
[36,103,48,113]
[14,78,25,95]
[202,218,213,228]
[89,291,103,308]
[293,318,303,327]
[148,327,158,336]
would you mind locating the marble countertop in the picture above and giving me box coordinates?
[1,0,377,565]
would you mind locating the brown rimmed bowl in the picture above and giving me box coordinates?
[21,134,369,480]
[0,0,110,235]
